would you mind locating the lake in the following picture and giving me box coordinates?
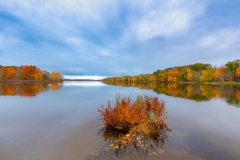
[0,81,240,160]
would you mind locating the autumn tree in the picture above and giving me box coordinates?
[168,68,179,82]
[50,72,63,81]
[186,68,193,81]
[212,68,221,81]
[148,74,157,81]
[20,65,37,80]
[177,71,187,82]
[225,59,240,81]
[138,74,147,81]
[0,66,2,79]
[200,68,217,82]
[130,76,137,82]
[121,76,126,82]
[1,66,16,79]
[190,63,211,72]
[153,70,166,82]
[235,64,240,81]
[236,64,240,77]
[34,69,44,80]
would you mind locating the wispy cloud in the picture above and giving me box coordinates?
[198,28,240,50]
[124,0,206,41]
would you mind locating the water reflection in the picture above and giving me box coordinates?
[0,82,63,97]
[87,124,170,160]
[103,81,240,107]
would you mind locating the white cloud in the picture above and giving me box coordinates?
[1,0,117,31]
[99,49,117,57]
[198,28,240,50]
[126,0,206,41]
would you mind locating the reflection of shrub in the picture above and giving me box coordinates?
[96,124,169,158]
[98,94,168,132]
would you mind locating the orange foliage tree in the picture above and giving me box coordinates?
[2,66,16,79]
[20,65,37,80]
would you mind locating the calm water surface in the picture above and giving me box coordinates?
[0,82,240,160]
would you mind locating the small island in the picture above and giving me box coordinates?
[0,65,63,82]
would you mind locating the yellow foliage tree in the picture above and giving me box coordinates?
[236,64,240,77]
[50,72,63,81]
[121,76,126,81]
[148,74,156,81]
[130,76,137,82]
[34,69,43,80]
[200,68,216,82]
[187,68,193,81]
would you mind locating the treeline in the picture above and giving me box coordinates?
[103,59,240,82]
[0,65,63,81]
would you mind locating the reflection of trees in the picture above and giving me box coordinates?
[1,84,15,96]
[0,82,62,97]
[50,83,63,91]
[103,82,240,107]
[19,83,43,97]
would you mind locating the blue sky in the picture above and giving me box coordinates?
[0,0,240,78]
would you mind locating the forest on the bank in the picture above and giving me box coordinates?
[0,65,63,81]
[103,59,240,82]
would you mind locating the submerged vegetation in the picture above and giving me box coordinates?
[92,95,171,159]
[0,65,63,81]
[103,59,240,83]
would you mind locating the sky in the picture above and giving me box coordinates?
[0,0,240,79]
